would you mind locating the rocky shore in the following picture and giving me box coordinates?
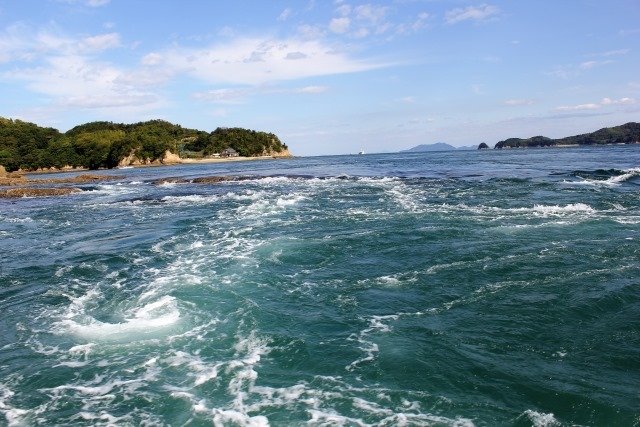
[0,166,117,198]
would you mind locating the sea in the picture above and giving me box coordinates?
[1,146,639,427]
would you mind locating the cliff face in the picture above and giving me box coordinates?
[118,150,182,167]
[265,147,293,158]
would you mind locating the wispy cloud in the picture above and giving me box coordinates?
[86,0,110,6]
[59,0,111,7]
[601,97,635,105]
[553,97,635,112]
[553,103,600,112]
[0,19,387,119]
[601,48,629,56]
[0,24,121,62]
[0,25,161,114]
[579,59,613,70]
[328,3,427,38]
[194,85,330,104]
[78,32,120,52]
[329,17,351,34]
[158,37,388,85]
[278,8,293,21]
[445,4,499,25]
[504,99,534,106]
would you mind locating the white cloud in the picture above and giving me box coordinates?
[59,0,110,7]
[354,5,389,25]
[602,49,629,56]
[445,4,499,25]
[86,0,110,6]
[294,85,329,94]
[579,59,612,69]
[297,24,325,39]
[141,52,163,66]
[330,17,351,34]
[5,54,161,110]
[193,85,329,104]
[601,97,635,105]
[285,51,308,60]
[336,4,351,16]
[504,99,534,106]
[413,12,430,31]
[278,8,292,21]
[554,103,600,112]
[160,37,387,86]
[193,88,251,104]
[0,25,121,63]
[79,32,120,52]
[554,97,636,112]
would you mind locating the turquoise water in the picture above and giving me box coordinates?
[1,147,639,426]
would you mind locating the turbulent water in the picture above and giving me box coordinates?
[1,147,639,426]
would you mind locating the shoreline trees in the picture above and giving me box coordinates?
[0,118,288,171]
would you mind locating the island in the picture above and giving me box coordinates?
[0,117,291,172]
[494,122,640,149]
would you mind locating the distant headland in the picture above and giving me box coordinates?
[401,122,640,152]
[493,122,640,149]
[0,117,292,172]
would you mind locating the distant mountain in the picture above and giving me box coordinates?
[402,142,456,152]
[402,142,477,152]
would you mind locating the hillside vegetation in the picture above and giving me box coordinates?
[495,122,640,149]
[0,117,288,171]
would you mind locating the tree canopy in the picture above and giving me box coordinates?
[0,117,288,171]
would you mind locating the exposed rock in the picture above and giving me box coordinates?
[153,177,191,185]
[0,187,82,198]
[192,176,230,184]
[1,173,116,190]
[267,148,293,158]
[153,175,256,185]
[0,169,28,186]
[118,150,139,167]
[162,150,182,164]
[63,174,117,183]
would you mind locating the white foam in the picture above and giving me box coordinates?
[164,351,223,386]
[1,217,33,223]
[0,385,29,427]
[522,409,561,427]
[161,194,219,205]
[59,295,181,343]
[530,203,595,216]
[562,168,640,187]
[346,315,400,371]
[308,409,366,426]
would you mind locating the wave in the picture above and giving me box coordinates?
[567,167,640,186]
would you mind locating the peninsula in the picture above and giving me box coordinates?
[494,122,640,149]
[0,117,291,172]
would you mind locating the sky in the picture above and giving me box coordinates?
[0,0,638,156]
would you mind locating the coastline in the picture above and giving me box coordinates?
[19,153,294,175]
[0,154,295,197]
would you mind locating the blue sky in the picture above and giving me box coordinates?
[0,0,638,155]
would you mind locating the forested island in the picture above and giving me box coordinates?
[494,122,640,149]
[0,117,290,172]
